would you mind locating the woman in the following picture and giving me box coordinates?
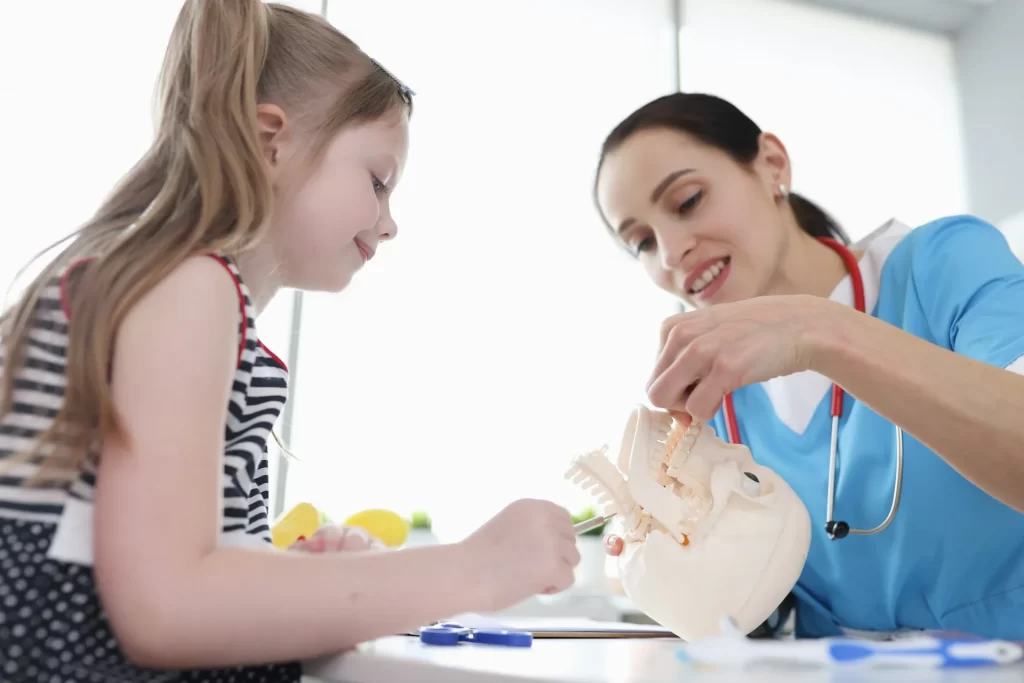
[594,92,1024,639]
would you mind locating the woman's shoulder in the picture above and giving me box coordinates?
[873,213,1016,287]
[894,214,1008,259]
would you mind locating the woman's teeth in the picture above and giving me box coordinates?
[690,258,728,294]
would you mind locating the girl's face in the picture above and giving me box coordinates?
[595,128,793,308]
[270,108,410,293]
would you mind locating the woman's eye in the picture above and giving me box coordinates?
[678,190,703,215]
[632,237,653,256]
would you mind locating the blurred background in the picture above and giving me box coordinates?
[2,0,1021,614]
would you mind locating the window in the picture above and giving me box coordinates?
[281,0,680,540]
[0,0,319,518]
[0,0,181,297]
[677,0,968,241]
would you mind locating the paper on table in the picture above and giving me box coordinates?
[443,613,512,630]
[411,613,677,638]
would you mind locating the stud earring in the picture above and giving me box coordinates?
[778,183,790,200]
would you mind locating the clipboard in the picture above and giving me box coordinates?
[407,615,678,639]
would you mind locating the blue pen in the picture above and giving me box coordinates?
[677,619,1023,669]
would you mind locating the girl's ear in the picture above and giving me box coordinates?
[256,103,290,178]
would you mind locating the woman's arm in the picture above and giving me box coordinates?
[94,256,577,669]
[809,302,1024,512]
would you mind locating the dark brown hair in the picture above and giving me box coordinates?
[595,92,849,245]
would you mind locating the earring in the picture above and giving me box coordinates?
[778,183,789,200]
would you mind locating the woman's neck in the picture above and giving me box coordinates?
[768,230,858,299]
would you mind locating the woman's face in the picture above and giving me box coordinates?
[595,128,793,308]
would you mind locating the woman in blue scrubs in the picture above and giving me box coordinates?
[595,92,1024,640]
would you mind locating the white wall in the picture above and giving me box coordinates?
[956,0,1024,247]
[284,0,681,540]
[1000,210,1024,261]
[677,0,969,240]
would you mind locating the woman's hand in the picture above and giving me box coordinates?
[289,524,385,553]
[646,295,837,422]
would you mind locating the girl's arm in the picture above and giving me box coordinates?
[810,302,1024,512]
[93,257,575,669]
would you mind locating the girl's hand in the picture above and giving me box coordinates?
[289,524,385,553]
[458,498,579,610]
[647,295,836,422]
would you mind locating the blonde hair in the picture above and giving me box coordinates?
[0,1,412,483]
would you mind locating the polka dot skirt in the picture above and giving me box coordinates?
[0,517,302,683]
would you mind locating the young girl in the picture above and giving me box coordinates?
[0,3,579,681]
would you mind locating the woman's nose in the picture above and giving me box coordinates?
[659,230,696,271]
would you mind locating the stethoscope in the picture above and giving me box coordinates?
[720,238,904,541]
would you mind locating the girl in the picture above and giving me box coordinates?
[0,3,579,681]
[594,93,1024,639]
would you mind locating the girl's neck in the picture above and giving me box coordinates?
[233,246,282,316]
[768,230,859,300]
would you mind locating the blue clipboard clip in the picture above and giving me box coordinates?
[419,621,533,648]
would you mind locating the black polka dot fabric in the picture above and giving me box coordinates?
[0,517,302,683]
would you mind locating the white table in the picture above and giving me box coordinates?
[303,635,1024,683]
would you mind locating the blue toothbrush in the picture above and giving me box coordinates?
[677,618,1024,669]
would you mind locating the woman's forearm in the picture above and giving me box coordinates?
[810,303,1024,511]
[121,542,485,669]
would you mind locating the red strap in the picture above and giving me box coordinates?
[722,238,863,443]
[206,255,248,369]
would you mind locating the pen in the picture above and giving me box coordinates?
[573,514,615,535]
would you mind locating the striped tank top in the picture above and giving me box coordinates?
[0,255,301,682]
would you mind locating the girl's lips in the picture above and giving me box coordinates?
[354,239,375,263]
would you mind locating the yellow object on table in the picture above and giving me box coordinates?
[342,508,409,548]
[271,502,325,549]
[272,503,410,550]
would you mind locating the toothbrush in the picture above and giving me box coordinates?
[677,618,1024,669]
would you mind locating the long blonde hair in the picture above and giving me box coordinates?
[0,1,412,484]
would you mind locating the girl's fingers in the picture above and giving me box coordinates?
[288,525,385,552]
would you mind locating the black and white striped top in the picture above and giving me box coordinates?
[0,254,289,565]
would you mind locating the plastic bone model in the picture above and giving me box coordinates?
[565,405,811,640]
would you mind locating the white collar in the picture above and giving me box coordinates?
[759,219,911,436]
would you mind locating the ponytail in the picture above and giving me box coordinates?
[2,0,276,482]
[788,192,850,244]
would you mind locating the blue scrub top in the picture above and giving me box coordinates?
[708,215,1024,639]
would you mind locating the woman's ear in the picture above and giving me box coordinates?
[756,132,793,197]
[256,103,290,179]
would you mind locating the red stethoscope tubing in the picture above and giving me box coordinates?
[721,237,865,446]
